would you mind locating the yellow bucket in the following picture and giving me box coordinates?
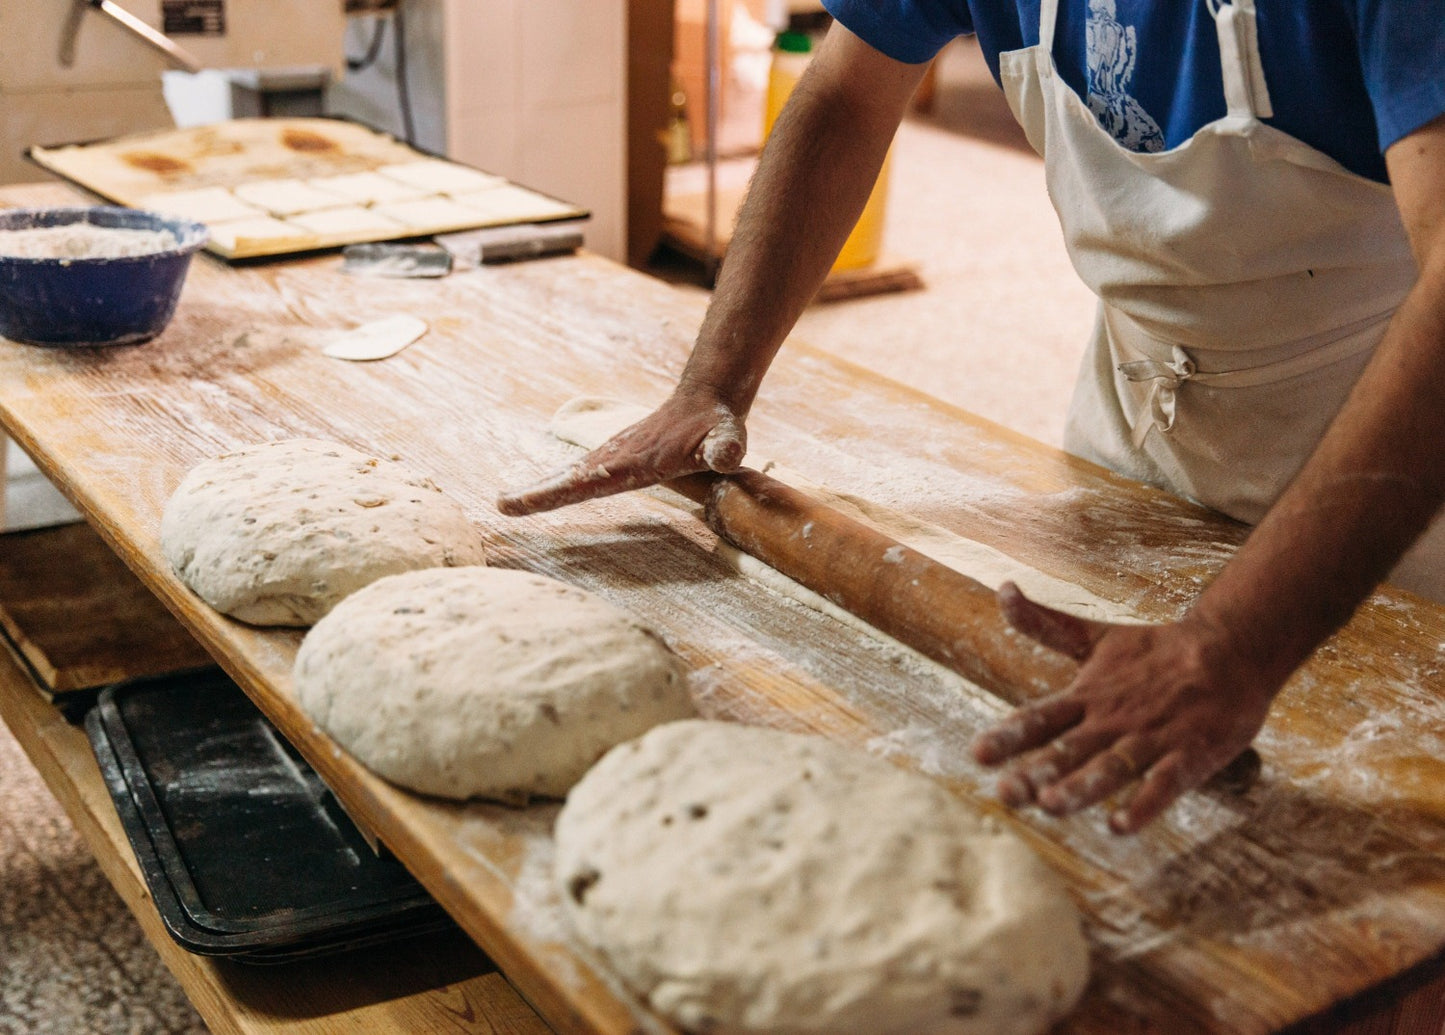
[764,31,889,272]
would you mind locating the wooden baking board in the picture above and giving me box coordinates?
[0,522,212,695]
[4,179,1445,1034]
[28,118,588,261]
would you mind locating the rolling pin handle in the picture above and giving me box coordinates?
[1209,746,1262,795]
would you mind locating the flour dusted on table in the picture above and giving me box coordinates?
[555,720,1089,1035]
[549,395,1139,624]
[160,439,486,625]
[293,566,694,802]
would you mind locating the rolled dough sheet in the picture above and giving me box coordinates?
[208,216,314,252]
[136,186,264,223]
[547,396,1140,628]
[377,159,507,195]
[231,177,350,216]
[307,171,431,206]
[373,196,490,231]
[287,206,405,237]
[453,185,583,224]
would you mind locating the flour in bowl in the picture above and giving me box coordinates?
[0,223,178,259]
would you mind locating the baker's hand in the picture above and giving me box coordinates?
[971,583,1273,834]
[496,389,747,516]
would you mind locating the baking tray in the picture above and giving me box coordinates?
[85,666,454,963]
[26,116,589,261]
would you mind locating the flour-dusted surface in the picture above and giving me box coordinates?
[10,173,1445,1035]
[555,720,1089,1035]
[550,396,1138,624]
[294,566,695,802]
[160,439,486,626]
[0,223,178,259]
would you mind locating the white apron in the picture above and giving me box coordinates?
[997,0,1445,601]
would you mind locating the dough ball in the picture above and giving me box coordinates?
[161,439,486,626]
[293,566,695,802]
[555,720,1089,1035]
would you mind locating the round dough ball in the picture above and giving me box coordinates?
[293,566,695,802]
[161,439,486,626]
[555,720,1089,1035]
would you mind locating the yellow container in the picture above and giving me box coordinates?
[763,31,890,272]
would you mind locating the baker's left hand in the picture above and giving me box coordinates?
[971,582,1274,833]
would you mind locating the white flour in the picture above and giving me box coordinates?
[0,223,177,259]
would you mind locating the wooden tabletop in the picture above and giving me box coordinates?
[4,181,1445,1034]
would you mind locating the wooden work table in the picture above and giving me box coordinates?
[4,180,1445,1034]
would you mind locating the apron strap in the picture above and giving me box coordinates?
[1206,0,1274,118]
[1039,0,1059,53]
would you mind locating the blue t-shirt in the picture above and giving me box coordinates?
[822,0,1445,183]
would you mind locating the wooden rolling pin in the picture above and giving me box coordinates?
[665,466,1261,794]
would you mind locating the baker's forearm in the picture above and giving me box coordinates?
[679,26,928,414]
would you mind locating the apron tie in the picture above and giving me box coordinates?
[1118,345,1196,446]
[1114,308,1395,447]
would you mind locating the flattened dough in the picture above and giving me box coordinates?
[377,159,506,195]
[294,566,694,801]
[160,439,486,626]
[307,171,430,206]
[373,196,487,230]
[231,177,350,216]
[286,205,405,237]
[453,184,582,224]
[137,186,263,223]
[555,720,1089,1035]
[207,216,312,252]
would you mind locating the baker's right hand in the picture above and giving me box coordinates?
[496,390,747,516]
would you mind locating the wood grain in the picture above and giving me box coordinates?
[698,467,1078,699]
[3,181,1445,1034]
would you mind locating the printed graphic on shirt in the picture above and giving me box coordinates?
[1085,0,1165,152]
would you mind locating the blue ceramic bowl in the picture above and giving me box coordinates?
[0,206,209,347]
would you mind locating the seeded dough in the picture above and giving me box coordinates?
[555,721,1089,1035]
[293,566,695,802]
[161,439,486,626]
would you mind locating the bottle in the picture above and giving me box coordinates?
[666,75,693,165]
[763,29,890,272]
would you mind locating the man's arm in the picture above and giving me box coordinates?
[498,25,929,516]
[974,114,1445,833]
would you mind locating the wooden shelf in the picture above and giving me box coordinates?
[0,526,554,1035]
[0,521,213,694]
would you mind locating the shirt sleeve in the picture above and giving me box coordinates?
[1351,0,1445,151]
[821,0,973,65]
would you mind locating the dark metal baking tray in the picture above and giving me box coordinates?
[85,667,454,962]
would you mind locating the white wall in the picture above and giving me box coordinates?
[329,0,627,263]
